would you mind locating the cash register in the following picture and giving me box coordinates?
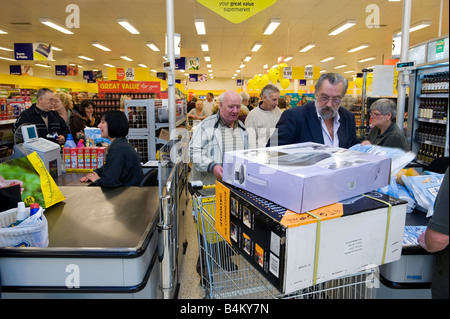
[13,124,62,177]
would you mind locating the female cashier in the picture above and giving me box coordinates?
[80,110,143,187]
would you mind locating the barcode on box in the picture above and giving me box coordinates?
[269,253,280,278]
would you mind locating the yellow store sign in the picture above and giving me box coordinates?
[197,0,277,24]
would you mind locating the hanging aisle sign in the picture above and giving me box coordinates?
[14,43,53,61]
[196,0,277,24]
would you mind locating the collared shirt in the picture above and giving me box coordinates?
[317,110,340,147]
[218,113,245,155]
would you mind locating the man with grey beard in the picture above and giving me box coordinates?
[267,73,360,148]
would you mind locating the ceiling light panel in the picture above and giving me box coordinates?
[264,18,280,35]
[92,42,111,51]
[328,20,356,36]
[194,19,206,35]
[40,18,74,34]
[146,42,160,51]
[299,43,315,52]
[251,42,262,52]
[347,44,369,52]
[201,43,209,51]
[117,18,140,34]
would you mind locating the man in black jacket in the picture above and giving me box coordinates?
[13,88,70,145]
[268,73,360,148]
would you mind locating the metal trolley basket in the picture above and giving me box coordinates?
[190,184,376,299]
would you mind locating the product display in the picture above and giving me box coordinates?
[215,180,407,293]
[223,142,391,214]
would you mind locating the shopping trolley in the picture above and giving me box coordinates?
[190,183,376,299]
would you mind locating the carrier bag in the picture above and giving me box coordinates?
[0,152,65,209]
[0,207,48,247]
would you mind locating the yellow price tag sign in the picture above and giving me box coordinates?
[197,0,277,24]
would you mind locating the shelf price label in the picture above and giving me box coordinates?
[283,67,292,79]
[125,68,135,80]
[305,66,313,79]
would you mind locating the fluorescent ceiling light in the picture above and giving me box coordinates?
[35,63,51,68]
[117,18,140,34]
[150,69,157,73]
[206,63,212,68]
[328,19,356,36]
[146,42,160,51]
[40,18,73,34]
[104,63,115,67]
[344,70,355,73]
[0,46,13,51]
[92,42,111,51]
[305,64,313,67]
[78,55,94,61]
[320,56,335,62]
[236,69,241,73]
[204,55,211,62]
[347,44,369,52]
[0,29,7,35]
[51,46,62,51]
[320,70,327,73]
[120,55,133,61]
[251,42,262,52]
[410,20,432,32]
[0,56,15,61]
[284,56,293,62]
[138,64,147,68]
[358,57,376,63]
[201,42,209,51]
[208,70,213,73]
[334,64,347,69]
[194,19,206,35]
[299,42,315,52]
[239,63,245,69]
[244,55,252,62]
[392,20,432,36]
[264,18,281,35]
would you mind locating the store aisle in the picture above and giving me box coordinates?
[177,195,205,299]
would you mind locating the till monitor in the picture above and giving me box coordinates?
[21,124,39,143]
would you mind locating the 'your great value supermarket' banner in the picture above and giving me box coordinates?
[197,0,277,23]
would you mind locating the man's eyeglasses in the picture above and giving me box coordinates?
[318,94,342,105]
[370,112,385,117]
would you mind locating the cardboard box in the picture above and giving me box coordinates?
[96,147,106,168]
[70,148,78,169]
[223,142,391,214]
[77,147,85,169]
[84,147,92,169]
[63,147,71,169]
[215,180,407,294]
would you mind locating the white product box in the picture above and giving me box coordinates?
[222,142,392,214]
[215,180,407,294]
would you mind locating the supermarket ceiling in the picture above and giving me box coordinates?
[0,0,448,81]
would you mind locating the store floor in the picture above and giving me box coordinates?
[177,195,205,299]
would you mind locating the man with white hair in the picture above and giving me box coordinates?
[189,90,249,185]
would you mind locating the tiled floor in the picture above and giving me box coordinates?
[177,196,205,299]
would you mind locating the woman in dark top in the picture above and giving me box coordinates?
[80,110,143,187]
[361,99,409,151]
[79,99,100,127]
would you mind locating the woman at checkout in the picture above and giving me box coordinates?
[80,110,143,187]
[361,99,409,151]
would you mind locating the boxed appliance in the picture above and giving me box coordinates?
[222,142,391,214]
[214,180,407,294]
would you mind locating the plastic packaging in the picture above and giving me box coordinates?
[30,203,40,216]
[7,202,28,227]
[77,139,85,148]
[64,134,77,148]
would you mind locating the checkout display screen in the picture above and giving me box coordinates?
[27,126,37,139]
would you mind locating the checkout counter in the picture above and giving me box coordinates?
[0,137,189,299]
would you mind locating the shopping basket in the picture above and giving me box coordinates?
[190,182,377,299]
